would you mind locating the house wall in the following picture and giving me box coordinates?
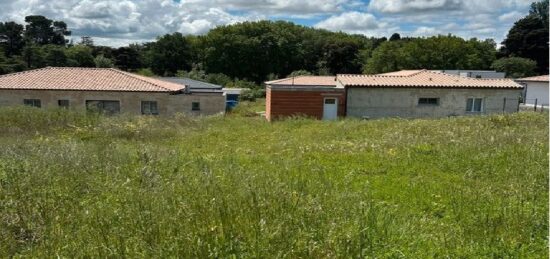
[266,86,345,121]
[521,81,548,106]
[0,89,226,116]
[266,87,272,120]
[167,92,226,116]
[346,87,522,119]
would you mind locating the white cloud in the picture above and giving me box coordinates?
[314,12,400,38]
[0,0,534,46]
[88,36,149,47]
[366,0,531,43]
[498,11,523,22]
[187,0,351,16]
[0,0,278,47]
[369,0,462,13]
[315,12,380,31]
[369,0,531,13]
[411,26,441,36]
[0,0,258,46]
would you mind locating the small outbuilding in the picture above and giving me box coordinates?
[0,67,226,116]
[515,75,549,108]
[222,88,246,110]
[265,76,345,121]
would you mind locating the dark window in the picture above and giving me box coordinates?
[58,100,70,108]
[86,100,120,115]
[192,102,200,111]
[418,98,439,105]
[141,101,159,115]
[23,99,41,108]
[466,98,483,112]
[324,98,336,104]
[475,75,482,79]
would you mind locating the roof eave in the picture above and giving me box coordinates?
[344,84,523,89]
[0,88,182,93]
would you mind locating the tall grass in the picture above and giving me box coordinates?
[0,106,547,257]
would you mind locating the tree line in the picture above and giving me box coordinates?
[0,0,547,89]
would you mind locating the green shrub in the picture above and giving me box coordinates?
[239,88,266,101]
[135,68,155,77]
[94,54,114,68]
[491,57,537,78]
[288,69,313,77]
[206,73,233,86]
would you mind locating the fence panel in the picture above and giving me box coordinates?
[521,98,547,112]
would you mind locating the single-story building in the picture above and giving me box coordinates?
[159,77,245,110]
[265,70,523,121]
[160,77,223,92]
[515,75,549,108]
[0,67,226,116]
[265,76,345,121]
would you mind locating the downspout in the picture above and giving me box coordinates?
[337,76,347,117]
[344,86,348,117]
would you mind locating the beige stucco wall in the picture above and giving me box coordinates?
[346,87,522,119]
[0,89,226,116]
[167,92,226,116]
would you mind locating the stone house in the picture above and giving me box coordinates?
[0,67,226,116]
[265,70,523,120]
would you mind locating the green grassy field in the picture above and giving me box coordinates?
[0,101,548,258]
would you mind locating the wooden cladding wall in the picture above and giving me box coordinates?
[266,87,345,121]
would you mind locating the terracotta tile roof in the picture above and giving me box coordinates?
[265,76,336,86]
[338,70,522,89]
[0,67,185,92]
[516,75,549,82]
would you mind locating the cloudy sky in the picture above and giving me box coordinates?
[0,0,533,47]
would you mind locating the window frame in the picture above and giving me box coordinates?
[192,101,200,111]
[85,100,121,115]
[141,101,159,115]
[324,98,337,105]
[418,97,439,106]
[23,99,41,108]
[466,97,484,112]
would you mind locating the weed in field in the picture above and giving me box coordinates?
[0,105,547,257]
